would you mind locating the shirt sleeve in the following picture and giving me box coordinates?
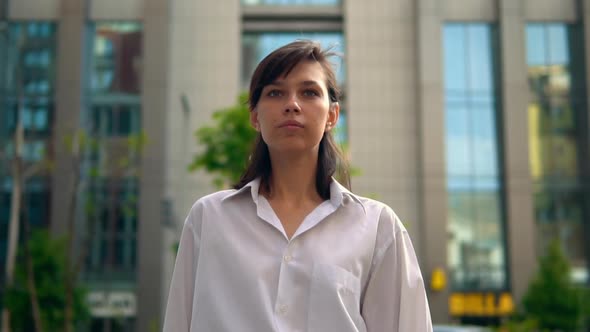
[163,205,201,332]
[361,206,433,332]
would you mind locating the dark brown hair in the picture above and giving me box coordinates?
[234,40,350,199]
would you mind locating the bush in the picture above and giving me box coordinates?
[3,230,89,331]
[188,93,257,189]
[521,240,583,331]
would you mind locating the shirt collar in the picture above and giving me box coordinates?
[222,178,262,203]
[330,178,366,214]
[223,177,365,213]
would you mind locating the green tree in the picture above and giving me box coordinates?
[188,93,257,188]
[3,230,89,332]
[521,240,583,331]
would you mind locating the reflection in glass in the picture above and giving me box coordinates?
[0,22,55,140]
[85,23,142,283]
[242,33,344,87]
[526,23,588,282]
[0,179,50,284]
[443,24,507,291]
[91,23,142,95]
[0,22,55,283]
[85,179,138,282]
[88,22,142,137]
[242,33,347,144]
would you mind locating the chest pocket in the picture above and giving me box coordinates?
[307,263,367,332]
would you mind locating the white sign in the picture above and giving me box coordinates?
[87,291,137,317]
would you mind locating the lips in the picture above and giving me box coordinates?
[278,120,304,128]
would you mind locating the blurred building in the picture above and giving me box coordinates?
[0,0,589,330]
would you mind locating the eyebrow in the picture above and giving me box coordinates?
[267,80,322,87]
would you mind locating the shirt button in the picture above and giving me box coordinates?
[283,255,292,262]
[278,304,288,315]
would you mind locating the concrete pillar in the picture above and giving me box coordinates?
[498,0,537,302]
[415,0,449,324]
[155,0,240,328]
[50,0,85,236]
[137,0,170,330]
[345,0,421,252]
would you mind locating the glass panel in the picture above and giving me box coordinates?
[443,23,506,291]
[84,178,137,280]
[0,22,55,283]
[443,25,467,93]
[472,102,499,180]
[445,103,471,181]
[526,25,546,67]
[118,105,133,135]
[0,22,56,139]
[91,23,143,95]
[526,23,588,282]
[547,25,569,65]
[467,25,493,93]
[242,32,344,88]
[88,22,142,139]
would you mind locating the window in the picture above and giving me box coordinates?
[0,178,50,284]
[85,178,138,282]
[443,24,507,291]
[242,32,348,144]
[526,23,589,283]
[87,23,142,137]
[0,21,56,286]
[0,22,55,154]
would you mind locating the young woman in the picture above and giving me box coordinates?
[163,40,432,332]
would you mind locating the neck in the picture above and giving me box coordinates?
[265,150,322,204]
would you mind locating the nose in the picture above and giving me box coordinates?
[283,94,301,113]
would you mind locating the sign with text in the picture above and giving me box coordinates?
[449,292,514,317]
[87,291,137,317]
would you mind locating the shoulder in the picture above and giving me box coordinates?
[186,189,242,219]
[348,193,404,226]
[346,193,407,244]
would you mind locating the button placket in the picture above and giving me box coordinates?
[274,240,298,330]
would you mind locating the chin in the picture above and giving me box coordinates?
[268,142,316,155]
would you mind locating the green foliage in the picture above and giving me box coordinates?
[189,93,257,188]
[3,230,89,331]
[497,314,539,332]
[521,240,583,331]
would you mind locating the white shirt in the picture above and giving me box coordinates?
[163,178,432,332]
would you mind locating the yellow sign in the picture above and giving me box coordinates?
[449,292,514,317]
[430,268,447,291]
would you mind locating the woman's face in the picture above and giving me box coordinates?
[250,60,339,156]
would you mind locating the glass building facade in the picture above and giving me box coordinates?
[526,23,589,282]
[443,24,507,291]
[0,21,56,286]
[2,0,590,328]
[83,22,142,278]
[82,22,143,332]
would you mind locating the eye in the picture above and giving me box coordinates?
[302,89,319,97]
[266,89,282,97]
